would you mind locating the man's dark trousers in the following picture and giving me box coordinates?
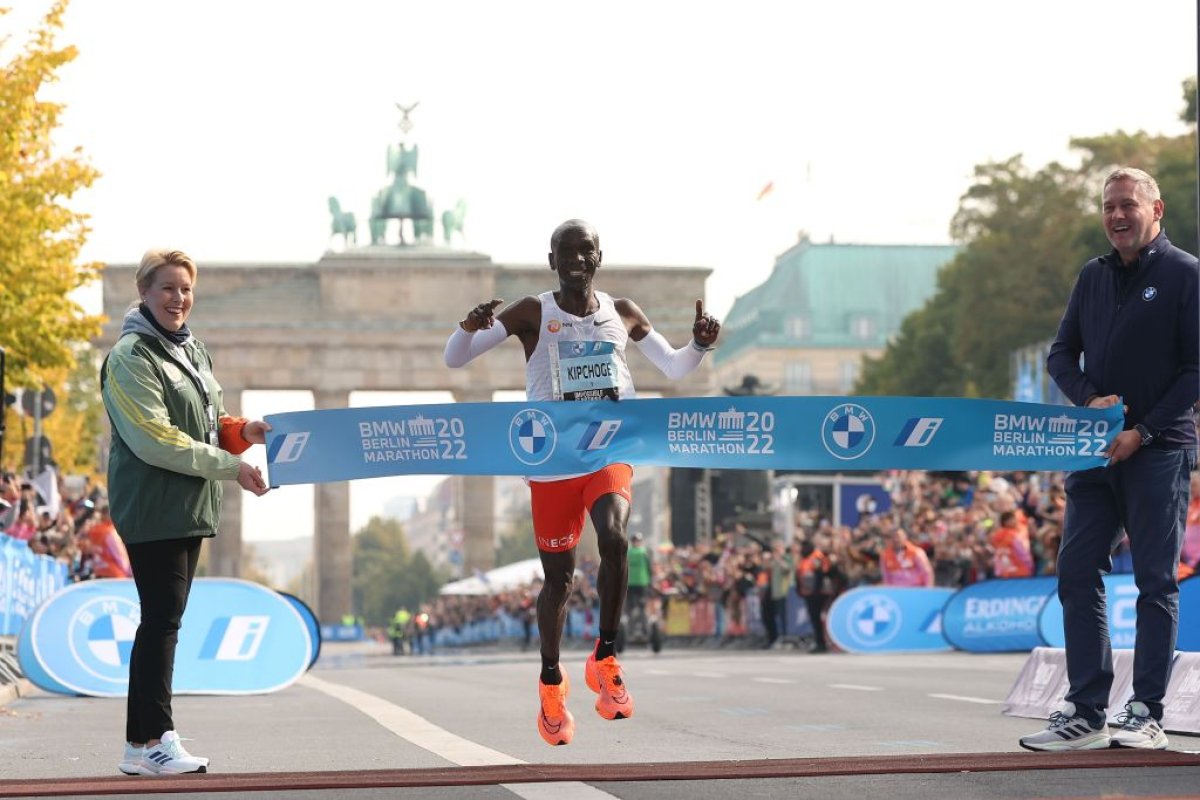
[1058,447,1195,723]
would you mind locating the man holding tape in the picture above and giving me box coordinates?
[1021,167,1198,752]
[444,218,720,746]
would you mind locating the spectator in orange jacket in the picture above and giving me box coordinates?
[85,505,132,579]
[881,528,934,587]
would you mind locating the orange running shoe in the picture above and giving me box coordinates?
[585,646,634,720]
[536,672,575,746]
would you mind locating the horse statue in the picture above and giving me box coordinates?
[327,196,357,249]
[369,141,434,246]
[441,199,467,246]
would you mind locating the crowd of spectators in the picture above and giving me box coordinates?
[1,464,131,582]
[404,468,1200,650]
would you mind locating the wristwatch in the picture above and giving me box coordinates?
[1133,423,1155,447]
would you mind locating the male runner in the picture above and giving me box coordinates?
[444,219,720,745]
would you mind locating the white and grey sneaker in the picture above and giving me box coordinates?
[1111,701,1169,750]
[1019,702,1112,751]
[118,742,148,776]
[139,730,209,775]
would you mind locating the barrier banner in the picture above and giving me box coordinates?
[17,578,312,697]
[1004,647,1200,734]
[941,577,1056,653]
[1002,646,1071,719]
[1038,574,1140,649]
[1163,651,1200,734]
[0,533,68,636]
[826,586,954,654]
[264,396,1122,485]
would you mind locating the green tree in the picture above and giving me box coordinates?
[856,79,1197,399]
[1,1,102,468]
[495,508,538,566]
[351,516,446,626]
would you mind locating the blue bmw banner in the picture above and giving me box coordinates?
[265,396,1123,485]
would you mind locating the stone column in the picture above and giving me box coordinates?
[313,389,352,623]
[453,389,495,574]
[211,386,243,577]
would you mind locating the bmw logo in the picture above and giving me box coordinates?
[820,403,876,460]
[1142,286,1158,301]
[68,595,141,685]
[845,594,902,647]
[509,408,557,466]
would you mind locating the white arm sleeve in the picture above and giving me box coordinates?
[634,328,707,379]
[443,321,509,367]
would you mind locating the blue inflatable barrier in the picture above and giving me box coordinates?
[18,578,313,697]
[278,591,321,669]
[1038,574,1138,649]
[941,577,1057,653]
[827,586,954,654]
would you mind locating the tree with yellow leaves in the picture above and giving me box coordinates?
[1,1,103,474]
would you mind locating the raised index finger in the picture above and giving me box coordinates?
[695,299,705,320]
[487,298,504,311]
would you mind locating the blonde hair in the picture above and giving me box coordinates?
[135,249,197,294]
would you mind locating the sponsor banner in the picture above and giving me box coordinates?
[1163,651,1200,734]
[0,533,68,636]
[941,577,1056,653]
[1179,577,1200,652]
[1001,646,1071,719]
[320,623,364,642]
[1106,648,1138,725]
[278,591,321,669]
[264,396,1122,485]
[1038,574,1140,649]
[826,586,954,654]
[17,578,312,697]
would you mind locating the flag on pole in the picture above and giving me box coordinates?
[756,181,774,201]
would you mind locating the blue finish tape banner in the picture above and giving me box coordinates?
[827,586,955,654]
[1038,574,1139,649]
[17,578,313,697]
[265,396,1123,485]
[941,577,1057,652]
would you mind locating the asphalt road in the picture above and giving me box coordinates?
[2,641,1199,799]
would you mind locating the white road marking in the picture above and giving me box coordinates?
[828,683,883,691]
[752,677,793,684]
[301,674,617,800]
[928,693,1002,705]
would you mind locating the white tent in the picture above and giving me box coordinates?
[439,557,546,596]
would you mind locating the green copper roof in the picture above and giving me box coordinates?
[715,239,960,364]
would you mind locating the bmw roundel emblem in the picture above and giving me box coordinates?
[68,595,141,685]
[845,594,902,647]
[1142,286,1158,301]
[820,403,876,460]
[509,408,557,466]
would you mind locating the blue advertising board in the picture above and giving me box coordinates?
[1177,576,1200,652]
[0,532,68,636]
[827,586,954,654]
[941,577,1057,653]
[1038,573,1139,649]
[17,578,313,697]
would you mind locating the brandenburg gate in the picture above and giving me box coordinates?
[97,248,712,621]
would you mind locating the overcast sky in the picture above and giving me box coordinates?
[8,0,1196,541]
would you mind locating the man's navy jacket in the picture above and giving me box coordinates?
[1047,231,1199,450]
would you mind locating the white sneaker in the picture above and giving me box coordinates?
[1111,701,1169,750]
[1018,702,1112,752]
[139,730,209,774]
[118,742,149,776]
